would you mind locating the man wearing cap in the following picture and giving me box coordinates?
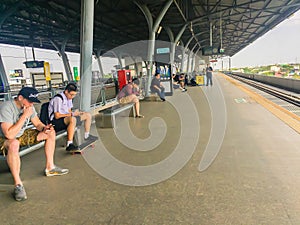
[0,87,69,201]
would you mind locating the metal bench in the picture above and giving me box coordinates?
[98,102,136,128]
[0,129,70,171]
[0,82,115,169]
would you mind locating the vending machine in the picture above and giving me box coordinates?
[117,70,131,90]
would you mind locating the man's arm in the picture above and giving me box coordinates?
[52,97,72,119]
[54,111,72,119]
[31,116,46,131]
[31,116,55,132]
[1,106,32,139]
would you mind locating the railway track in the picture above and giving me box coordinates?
[229,74,300,108]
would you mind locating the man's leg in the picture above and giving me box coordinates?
[62,116,80,151]
[37,130,56,171]
[5,139,27,201]
[37,130,69,176]
[208,75,212,85]
[160,87,166,100]
[65,116,77,143]
[5,139,22,186]
[123,94,142,117]
[80,112,92,134]
[131,95,142,117]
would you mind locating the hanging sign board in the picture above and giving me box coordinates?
[24,60,44,68]
[44,61,51,81]
[156,47,170,54]
[202,46,225,56]
[73,67,80,81]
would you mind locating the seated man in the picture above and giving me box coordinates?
[150,73,165,101]
[175,73,187,91]
[48,83,96,152]
[117,78,144,118]
[172,73,187,92]
[0,87,69,201]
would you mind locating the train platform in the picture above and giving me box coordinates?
[1,73,300,225]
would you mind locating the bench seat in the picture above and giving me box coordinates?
[98,103,136,128]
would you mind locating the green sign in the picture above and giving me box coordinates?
[73,67,79,81]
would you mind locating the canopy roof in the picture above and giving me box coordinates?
[0,0,299,57]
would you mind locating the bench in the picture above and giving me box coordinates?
[0,128,70,171]
[144,93,161,101]
[98,102,136,128]
[0,82,116,169]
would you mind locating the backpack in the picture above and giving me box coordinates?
[39,94,63,125]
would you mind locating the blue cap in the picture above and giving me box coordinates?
[18,87,41,103]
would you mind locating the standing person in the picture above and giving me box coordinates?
[150,73,166,101]
[48,83,96,152]
[117,78,144,118]
[206,64,213,86]
[0,87,69,201]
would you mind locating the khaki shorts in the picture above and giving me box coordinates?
[0,129,40,156]
[118,96,132,104]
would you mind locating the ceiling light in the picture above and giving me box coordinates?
[157,26,162,34]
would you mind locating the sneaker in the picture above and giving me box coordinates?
[14,184,27,201]
[45,166,69,177]
[84,134,98,141]
[66,143,79,152]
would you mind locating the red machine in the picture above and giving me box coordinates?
[117,70,132,90]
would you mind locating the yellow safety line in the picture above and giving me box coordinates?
[219,73,300,134]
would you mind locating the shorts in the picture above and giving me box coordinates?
[51,118,68,132]
[0,129,40,156]
[51,116,82,132]
[118,96,132,104]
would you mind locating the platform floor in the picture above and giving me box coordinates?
[1,73,300,225]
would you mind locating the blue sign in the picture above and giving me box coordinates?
[156,48,170,54]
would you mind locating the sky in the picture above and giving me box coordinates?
[1,9,300,79]
[229,9,300,68]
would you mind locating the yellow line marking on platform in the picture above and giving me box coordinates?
[219,73,300,134]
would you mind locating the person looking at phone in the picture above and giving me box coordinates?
[0,87,69,201]
[48,82,96,152]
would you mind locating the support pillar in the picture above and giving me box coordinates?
[80,0,94,111]
[95,49,104,78]
[0,54,10,95]
[50,40,73,81]
[135,0,173,96]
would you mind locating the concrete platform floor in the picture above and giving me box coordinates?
[1,73,300,225]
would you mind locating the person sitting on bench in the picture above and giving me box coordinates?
[0,87,69,201]
[48,83,96,152]
[117,78,144,118]
[172,73,187,92]
[150,73,166,101]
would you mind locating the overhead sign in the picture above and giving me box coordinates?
[23,60,44,68]
[156,47,170,54]
[202,46,225,56]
